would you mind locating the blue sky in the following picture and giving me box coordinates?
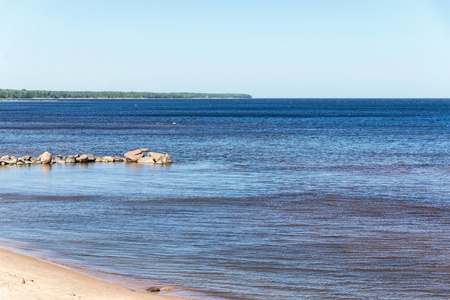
[1,0,450,98]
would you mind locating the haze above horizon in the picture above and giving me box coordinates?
[1,0,450,98]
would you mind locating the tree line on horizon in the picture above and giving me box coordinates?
[0,89,252,99]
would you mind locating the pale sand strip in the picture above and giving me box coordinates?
[0,247,190,300]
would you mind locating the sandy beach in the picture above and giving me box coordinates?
[0,247,186,300]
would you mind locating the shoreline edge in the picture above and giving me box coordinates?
[0,246,190,300]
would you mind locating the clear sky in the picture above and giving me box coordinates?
[1,0,450,98]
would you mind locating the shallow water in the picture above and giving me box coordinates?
[0,99,449,299]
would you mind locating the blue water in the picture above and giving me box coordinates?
[0,99,449,299]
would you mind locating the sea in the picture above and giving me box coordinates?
[0,98,449,299]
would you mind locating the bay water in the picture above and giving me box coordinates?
[0,99,449,299]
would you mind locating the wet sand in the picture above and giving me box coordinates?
[0,247,187,300]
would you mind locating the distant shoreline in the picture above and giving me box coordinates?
[0,88,252,100]
[0,97,251,101]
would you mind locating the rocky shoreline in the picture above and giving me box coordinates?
[0,148,172,166]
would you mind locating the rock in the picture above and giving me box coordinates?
[124,149,144,162]
[0,150,171,167]
[137,152,173,164]
[55,157,66,164]
[102,156,115,163]
[146,287,160,292]
[148,152,165,164]
[76,154,89,163]
[162,153,172,164]
[137,156,155,164]
[65,156,76,163]
[148,152,163,159]
[160,286,173,291]
[39,151,52,164]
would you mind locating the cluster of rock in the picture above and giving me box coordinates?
[0,148,172,166]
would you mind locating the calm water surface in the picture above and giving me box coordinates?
[0,99,449,299]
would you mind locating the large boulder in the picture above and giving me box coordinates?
[124,149,144,162]
[148,152,165,164]
[39,151,52,164]
[0,155,10,162]
[137,156,156,164]
[147,152,172,164]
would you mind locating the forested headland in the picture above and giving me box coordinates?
[0,89,252,99]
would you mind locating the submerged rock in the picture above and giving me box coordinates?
[137,156,155,164]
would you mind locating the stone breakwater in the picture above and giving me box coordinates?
[0,148,172,166]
